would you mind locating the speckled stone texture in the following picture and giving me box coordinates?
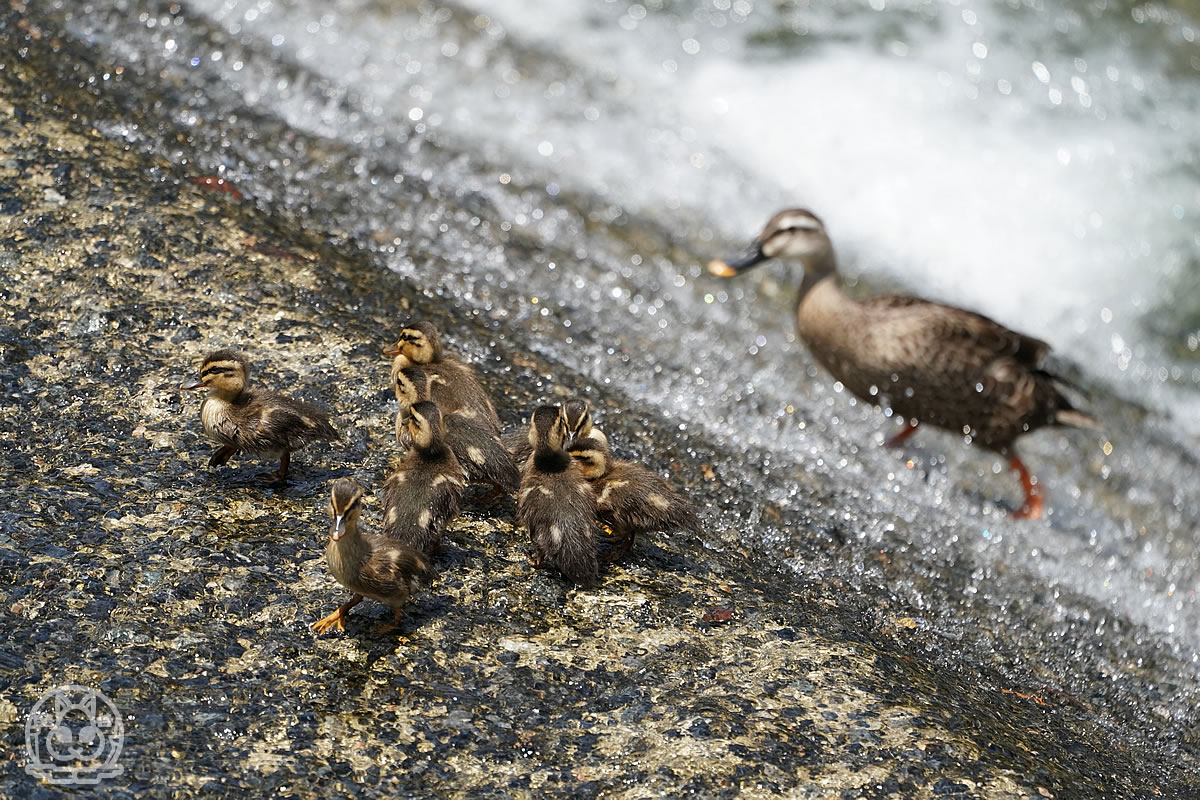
[0,7,1192,799]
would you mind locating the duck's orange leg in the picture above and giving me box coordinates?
[278,451,290,480]
[312,594,363,634]
[1009,456,1044,520]
[208,445,237,467]
[884,420,920,449]
[266,452,291,486]
[374,606,406,635]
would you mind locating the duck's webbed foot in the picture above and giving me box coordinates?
[264,452,291,486]
[312,594,363,634]
[598,524,635,563]
[208,445,237,467]
[373,607,407,635]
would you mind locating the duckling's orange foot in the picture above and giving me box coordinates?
[373,607,407,634]
[208,445,236,467]
[312,608,349,634]
[312,595,363,634]
[526,550,543,568]
[596,523,634,563]
[262,471,289,487]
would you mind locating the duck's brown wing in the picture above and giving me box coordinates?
[863,294,1050,367]
[861,295,1080,446]
[355,542,432,601]
[501,428,533,465]
[597,462,700,535]
[430,359,501,432]
[446,416,520,493]
[517,467,599,586]
[424,456,467,534]
[380,451,465,553]
[241,390,339,450]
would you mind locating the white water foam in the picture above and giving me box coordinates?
[477,0,1200,425]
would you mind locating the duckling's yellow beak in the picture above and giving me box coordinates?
[709,246,768,277]
[179,378,207,390]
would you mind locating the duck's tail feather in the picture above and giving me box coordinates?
[1035,367,1101,432]
[1055,408,1103,431]
[1035,367,1092,401]
[555,529,600,587]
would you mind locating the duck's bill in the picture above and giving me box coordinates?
[707,246,767,277]
[178,379,206,390]
[330,515,348,541]
[382,344,401,356]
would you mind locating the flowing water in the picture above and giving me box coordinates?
[45,0,1200,741]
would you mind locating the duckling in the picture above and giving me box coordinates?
[709,209,1099,519]
[179,349,338,484]
[395,366,519,496]
[380,400,466,555]
[383,321,501,433]
[503,397,596,466]
[517,405,600,586]
[313,479,434,634]
[570,433,700,562]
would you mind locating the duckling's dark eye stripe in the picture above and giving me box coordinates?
[201,366,235,377]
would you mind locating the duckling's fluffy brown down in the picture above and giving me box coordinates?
[379,455,464,555]
[570,434,700,561]
[518,448,600,587]
[200,389,338,459]
[380,402,466,555]
[185,349,338,480]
